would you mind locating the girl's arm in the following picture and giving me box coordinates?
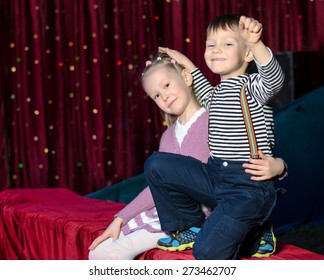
[242,150,288,181]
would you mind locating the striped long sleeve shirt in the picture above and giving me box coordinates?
[192,50,284,161]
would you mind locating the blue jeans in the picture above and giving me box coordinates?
[144,152,277,260]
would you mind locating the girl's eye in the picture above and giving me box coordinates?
[154,93,160,100]
[164,83,170,89]
[224,43,233,47]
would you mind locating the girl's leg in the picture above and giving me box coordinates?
[88,230,168,260]
[144,152,217,232]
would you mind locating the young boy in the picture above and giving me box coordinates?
[144,14,285,259]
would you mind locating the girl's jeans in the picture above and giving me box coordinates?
[144,152,276,260]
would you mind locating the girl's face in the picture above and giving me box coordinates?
[143,66,193,119]
[204,26,250,80]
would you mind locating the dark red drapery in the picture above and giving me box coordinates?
[0,0,323,195]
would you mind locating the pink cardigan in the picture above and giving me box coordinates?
[118,110,210,234]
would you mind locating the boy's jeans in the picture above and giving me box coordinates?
[144,152,276,260]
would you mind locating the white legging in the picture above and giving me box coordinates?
[88,229,168,260]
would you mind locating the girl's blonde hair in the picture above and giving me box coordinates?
[142,52,195,127]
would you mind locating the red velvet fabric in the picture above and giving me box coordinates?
[1,188,323,260]
[0,188,125,260]
[137,243,324,260]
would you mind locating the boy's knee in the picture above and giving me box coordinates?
[144,152,167,177]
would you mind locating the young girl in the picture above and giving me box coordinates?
[88,53,286,260]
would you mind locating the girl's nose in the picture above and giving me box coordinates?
[161,92,169,101]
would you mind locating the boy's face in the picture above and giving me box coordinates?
[204,26,249,80]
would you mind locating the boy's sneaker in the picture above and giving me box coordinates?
[157,227,200,251]
[252,226,277,258]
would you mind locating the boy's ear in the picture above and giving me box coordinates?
[244,49,254,63]
[182,69,193,86]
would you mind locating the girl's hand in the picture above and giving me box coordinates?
[242,150,285,181]
[88,216,123,250]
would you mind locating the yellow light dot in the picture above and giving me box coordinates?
[24,46,29,51]
[108,124,112,128]
[92,33,97,38]
[92,135,97,140]
[68,41,74,47]
[34,136,38,141]
[107,161,112,165]
[49,125,54,130]
[34,59,39,64]
[92,58,98,63]
[11,67,16,72]
[185,38,191,43]
[54,175,59,180]
[83,45,88,50]
[39,164,43,169]
[33,34,38,39]
[10,42,15,48]
[69,65,75,71]
[92,108,98,114]
[26,97,31,102]
[44,148,49,153]
[85,96,90,101]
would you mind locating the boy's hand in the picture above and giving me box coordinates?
[158,47,197,72]
[239,16,263,45]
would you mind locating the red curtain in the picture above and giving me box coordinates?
[1,0,323,195]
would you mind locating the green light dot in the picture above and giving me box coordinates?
[12,174,17,179]
[10,94,16,100]
[16,57,22,63]
[69,92,74,98]
[76,161,82,167]
[18,163,24,168]
[75,56,80,61]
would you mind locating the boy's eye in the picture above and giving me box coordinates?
[164,83,170,89]
[207,44,214,48]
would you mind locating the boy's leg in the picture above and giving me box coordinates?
[192,159,277,260]
[144,152,216,232]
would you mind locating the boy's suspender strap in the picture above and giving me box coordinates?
[240,83,260,159]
